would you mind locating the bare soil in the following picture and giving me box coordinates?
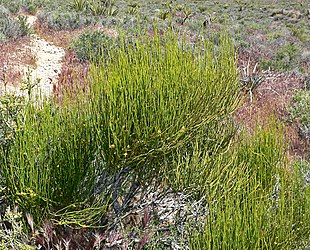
[0,15,65,98]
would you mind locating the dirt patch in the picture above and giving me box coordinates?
[34,22,91,48]
[236,71,303,120]
[0,15,65,98]
[235,70,309,159]
[0,37,35,91]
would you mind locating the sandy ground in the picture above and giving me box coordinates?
[0,15,65,99]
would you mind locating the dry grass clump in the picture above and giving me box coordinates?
[53,50,90,102]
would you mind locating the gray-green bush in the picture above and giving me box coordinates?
[70,30,115,62]
[41,11,93,31]
[289,89,310,140]
[0,5,31,41]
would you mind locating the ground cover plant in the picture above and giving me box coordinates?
[0,0,309,249]
[289,89,310,141]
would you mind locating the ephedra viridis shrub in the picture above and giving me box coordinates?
[187,121,310,249]
[0,27,240,226]
[87,29,240,179]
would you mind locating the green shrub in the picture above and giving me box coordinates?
[163,118,238,199]
[88,0,108,16]
[0,27,240,226]
[0,100,104,222]
[43,11,92,31]
[289,26,308,43]
[87,28,240,179]
[0,32,6,42]
[0,1,21,13]
[188,123,310,249]
[295,159,310,186]
[16,16,32,36]
[260,43,301,72]
[21,0,40,15]
[69,0,88,12]
[0,93,26,149]
[70,30,115,62]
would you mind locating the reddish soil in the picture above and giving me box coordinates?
[34,21,91,48]
[0,37,36,88]
[235,65,309,159]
